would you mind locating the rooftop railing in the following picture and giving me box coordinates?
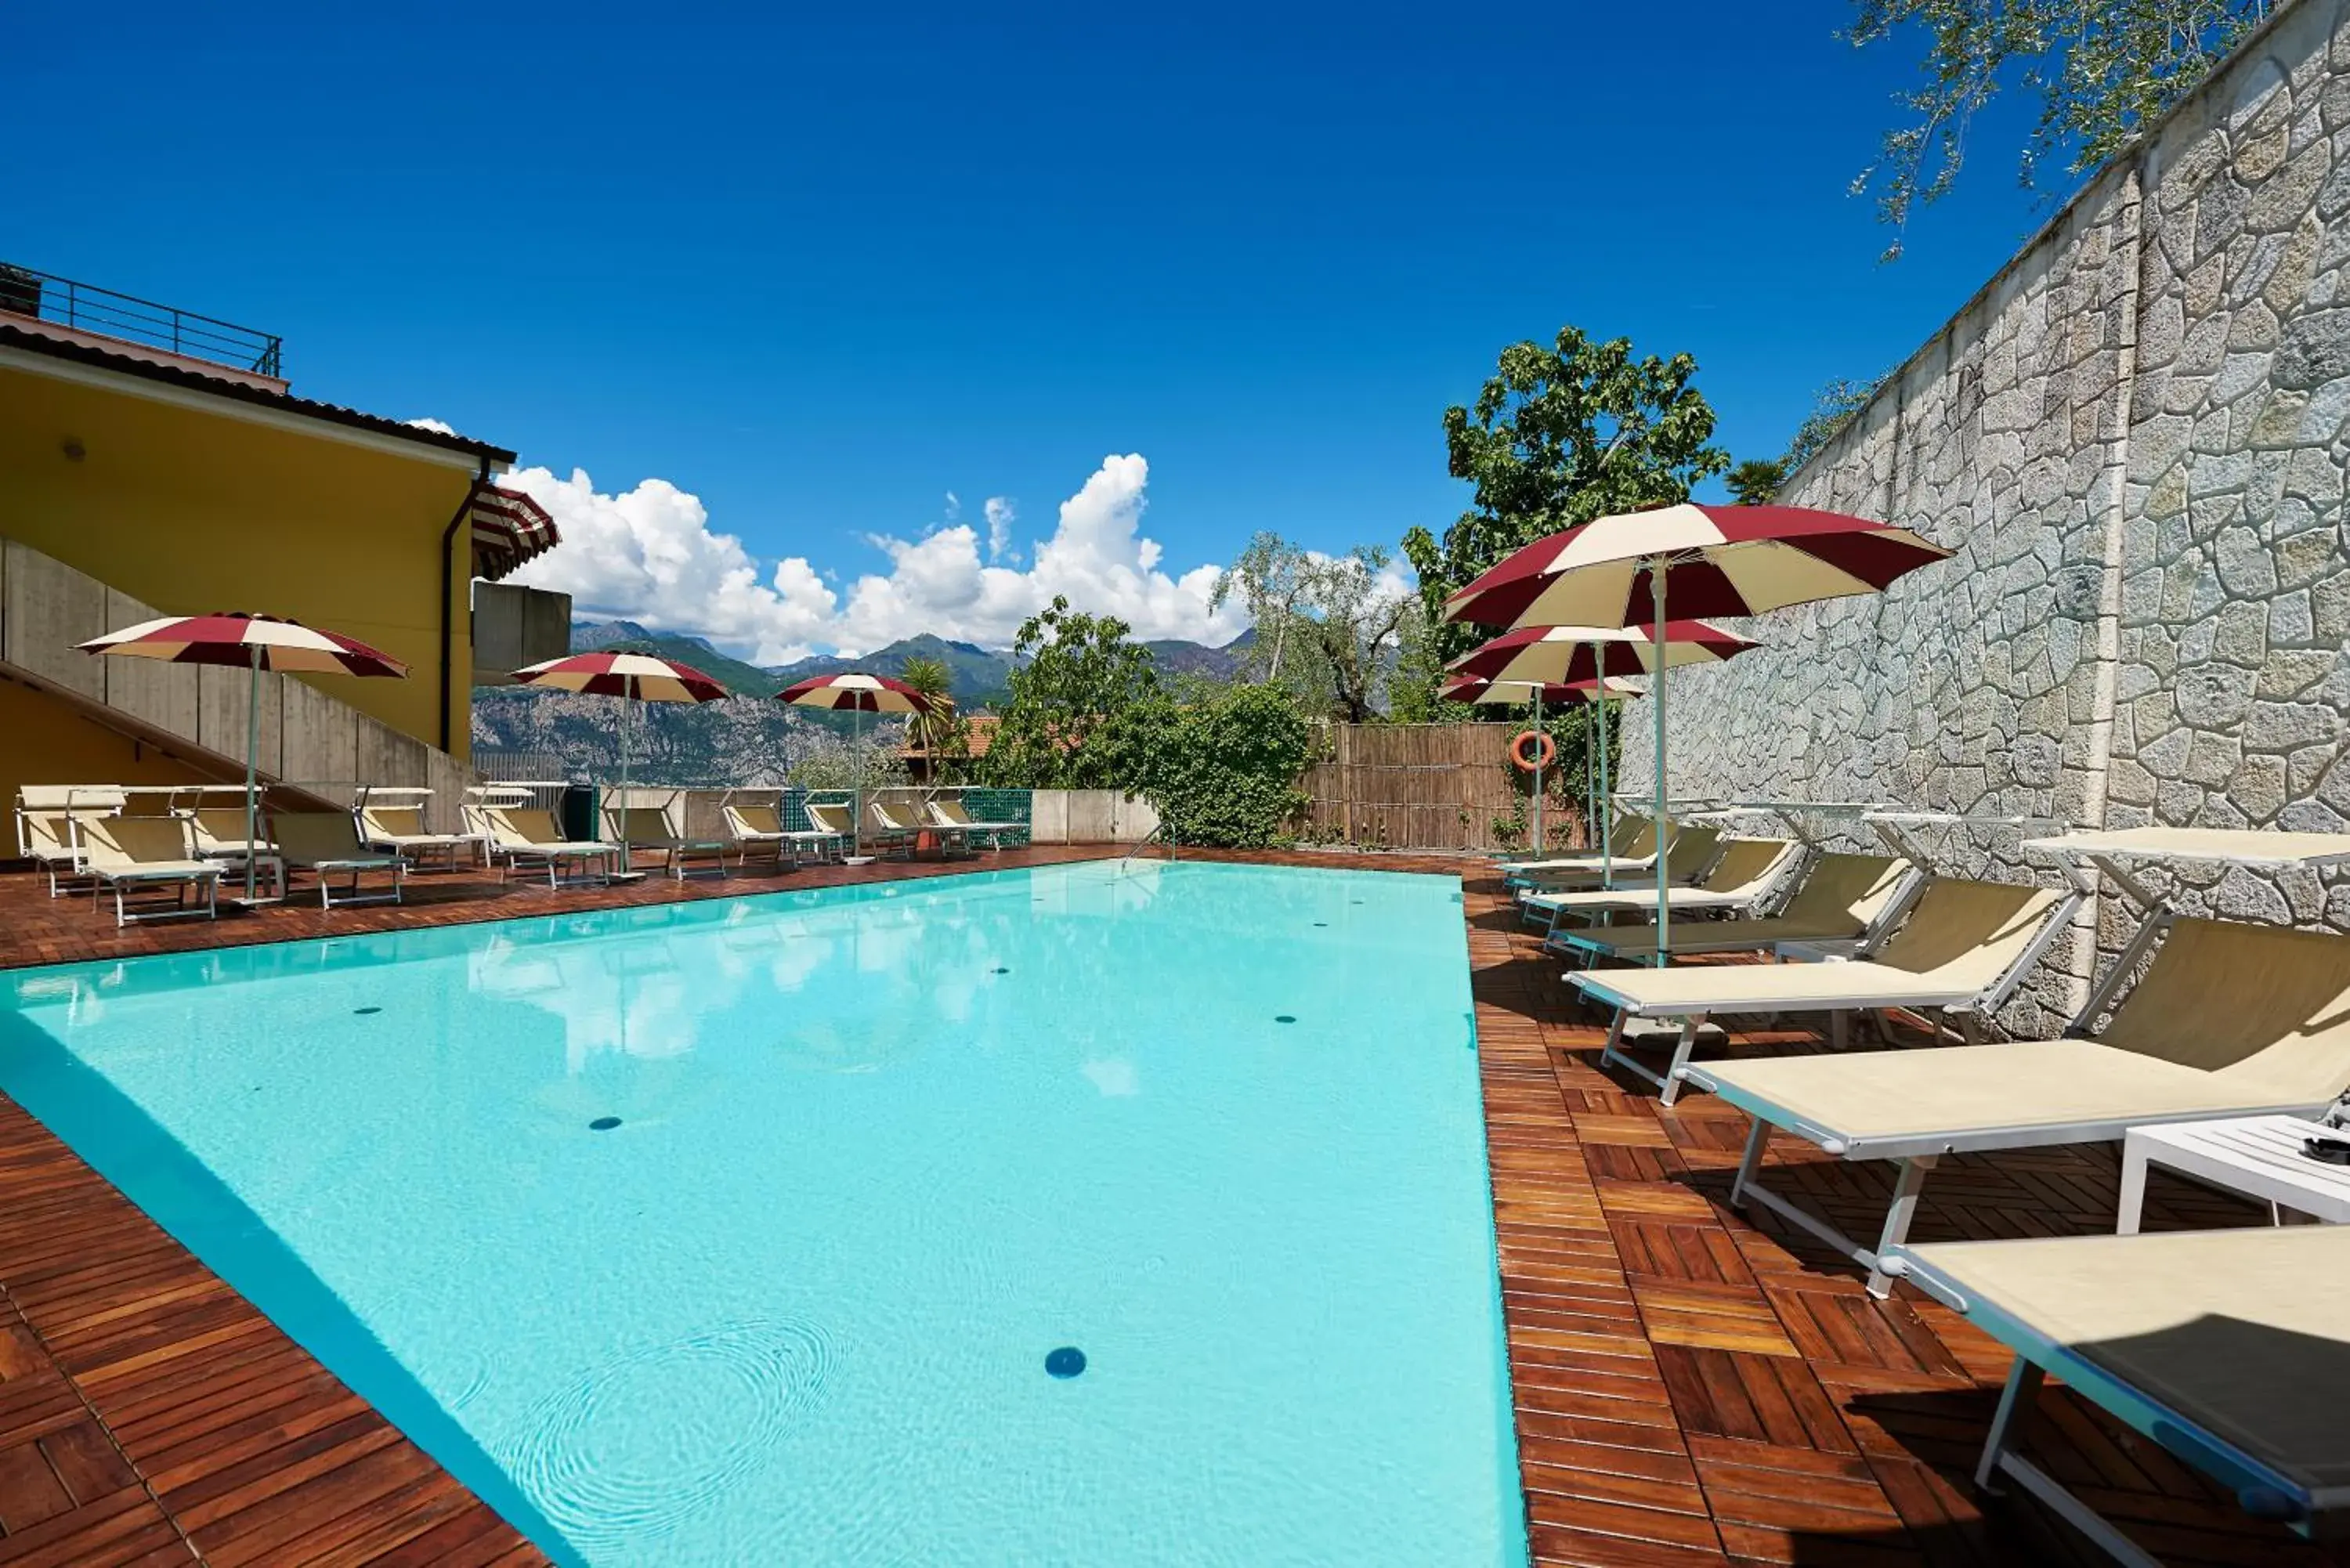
[0,262,283,378]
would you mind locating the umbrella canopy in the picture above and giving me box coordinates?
[77,612,409,903]
[775,672,938,714]
[510,650,729,703]
[1438,674,1643,706]
[1445,621,1755,687]
[78,612,407,676]
[1444,504,1950,629]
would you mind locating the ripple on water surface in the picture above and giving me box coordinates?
[508,1318,837,1550]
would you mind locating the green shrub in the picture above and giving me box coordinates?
[1126,684,1314,848]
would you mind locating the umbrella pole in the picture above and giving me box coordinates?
[618,689,634,875]
[1654,564,1670,964]
[1530,686,1545,855]
[852,706,864,859]
[244,645,259,904]
[1584,688,1597,854]
[1598,680,1613,890]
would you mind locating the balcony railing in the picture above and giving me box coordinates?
[0,262,283,378]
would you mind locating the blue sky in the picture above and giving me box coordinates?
[13,2,2053,656]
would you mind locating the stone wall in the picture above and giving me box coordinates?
[1618,0,2350,1031]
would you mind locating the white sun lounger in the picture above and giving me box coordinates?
[358,790,475,872]
[606,805,730,881]
[15,786,126,898]
[1576,876,2079,1107]
[720,799,840,869]
[926,796,1023,851]
[271,812,407,909]
[482,807,619,889]
[867,798,943,856]
[75,814,220,927]
[1500,816,1661,881]
[1512,824,1723,900]
[1496,811,1653,864]
[1893,1227,2350,1566]
[1521,836,1797,930]
[1695,914,2350,1295]
[1546,851,1918,966]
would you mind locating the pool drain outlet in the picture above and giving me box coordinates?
[1274,1014,1296,1024]
[590,1116,622,1132]
[1045,1346,1086,1378]
[353,1006,381,1015]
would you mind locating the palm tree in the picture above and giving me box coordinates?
[1726,457,1788,506]
[898,654,964,780]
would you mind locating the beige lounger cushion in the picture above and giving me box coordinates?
[804,802,854,836]
[725,804,785,837]
[486,807,610,854]
[1582,880,2063,1013]
[272,813,396,867]
[361,805,468,846]
[1705,917,2350,1136]
[2034,825,2350,869]
[79,816,215,877]
[1705,1041,2292,1142]
[1531,839,1793,914]
[1520,826,1720,890]
[1905,1227,2350,1497]
[1569,854,1912,957]
[1505,818,1660,873]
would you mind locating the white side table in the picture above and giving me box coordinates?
[2117,1115,2350,1234]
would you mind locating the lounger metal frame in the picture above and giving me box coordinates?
[1892,1249,2347,1565]
[1522,837,1799,934]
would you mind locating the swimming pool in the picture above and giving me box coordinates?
[0,859,1525,1565]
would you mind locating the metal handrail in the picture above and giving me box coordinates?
[0,262,283,377]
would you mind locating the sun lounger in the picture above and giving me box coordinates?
[868,798,948,856]
[15,786,125,898]
[719,800,840,869]
[271,812,406,908]
[606,805,730,881]
[1576,876,2078,1107]
[75,814,220,927]
[481,806,619,889]
[358,794,475,872]
[1893,1227,2350,1563]
[1690,912,2350,1295]
[1546,852,1918,966]
[926,796,1023,851]
[1499,812,1651,868]
[1501,817,1663,883]
[1513,825,1726,904]
[1522,836,1795,930]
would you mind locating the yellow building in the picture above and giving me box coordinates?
[0,263,566,825]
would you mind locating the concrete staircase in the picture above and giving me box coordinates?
[1,536,476,829]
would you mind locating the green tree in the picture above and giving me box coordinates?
[1726,457,1788,506]
[897,652,965,778]
[1214,537,1414,721]
[980,596,1159,788]
[1850,1,2273,258]
[1782,376,1882,473]
[1404,326,1728,666]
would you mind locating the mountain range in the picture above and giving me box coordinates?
[563,621,1256,708]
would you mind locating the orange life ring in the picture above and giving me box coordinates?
[1509,729,1556,772]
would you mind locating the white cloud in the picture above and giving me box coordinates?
[984,497,1015,562]
[504,453,1253,659]
[405,417,458,435]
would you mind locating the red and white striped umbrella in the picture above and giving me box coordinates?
[78,612,407,676]
[1444,504,1950,629]
[1445,620,1755,688]
[774,672,939,714]
[510,650,730,703]
[78,612,409,903]
[1438,674,1643,706]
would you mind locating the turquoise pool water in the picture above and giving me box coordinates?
[0,860,1524,1565]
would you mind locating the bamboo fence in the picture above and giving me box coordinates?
[1297,723,1589,851]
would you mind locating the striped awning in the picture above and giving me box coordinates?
[472,486,560,581]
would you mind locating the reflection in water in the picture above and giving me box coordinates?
[1079,1057,1140,1097]
[469,935,708,1073]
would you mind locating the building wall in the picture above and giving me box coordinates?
[1618,0,2350,1032]
[0,356,483,759]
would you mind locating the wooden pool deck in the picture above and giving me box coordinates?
[0,844,2336,1565]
